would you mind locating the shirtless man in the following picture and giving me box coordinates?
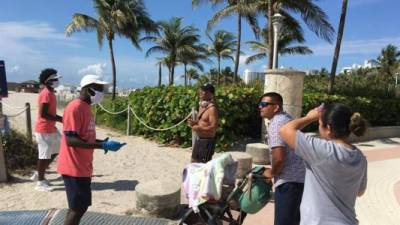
[188,83,218,163]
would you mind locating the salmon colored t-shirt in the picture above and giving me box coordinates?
[57,99,96,177]
[35,87,57,133]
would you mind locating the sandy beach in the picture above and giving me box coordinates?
[0,92,192,215]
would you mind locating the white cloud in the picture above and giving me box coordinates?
[10,66,20,73]
[78,63,107,76]
[0,21,82,82]
[310,36,400,56]
[0,21,66,40]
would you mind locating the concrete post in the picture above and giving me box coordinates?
[262,69,306,138]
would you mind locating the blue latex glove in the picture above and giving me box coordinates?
[102,139,126,154]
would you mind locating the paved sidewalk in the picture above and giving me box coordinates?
[243,138,400,225]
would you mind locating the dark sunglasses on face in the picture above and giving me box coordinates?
[258,102,276,108]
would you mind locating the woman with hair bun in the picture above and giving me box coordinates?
[279,103,368,225]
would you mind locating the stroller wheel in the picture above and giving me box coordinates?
[179,207,223,225]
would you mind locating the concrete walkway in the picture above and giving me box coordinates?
[243,138,400,225]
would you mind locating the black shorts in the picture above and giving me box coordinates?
[62,175,92,209]
[191,137,216,163]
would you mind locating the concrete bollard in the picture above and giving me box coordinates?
[135,180,181,219]
[262,69,306,139]
[227,152,253,179]
[246,143,270,165]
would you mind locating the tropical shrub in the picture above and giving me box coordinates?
[96,82,400,151]
[96,85,262,151]
[302,92,400,131]
[2,129,37,174]
[304,73,398,98]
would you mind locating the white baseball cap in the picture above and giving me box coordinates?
[80,74,108,88]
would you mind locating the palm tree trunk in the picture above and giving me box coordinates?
[158,62,162,87]
[184,64,188,86]
[268,0,274,70]
[217,56,221,85]
[189,78,192,86]
[234,14,242,83]
[170,63,175,86]
[108,38,117,100]
[329,0,348,94]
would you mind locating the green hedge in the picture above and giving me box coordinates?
[96,86,400,151]
[302,92,400,131]
[3,130,37,175]
[96,85,262,151]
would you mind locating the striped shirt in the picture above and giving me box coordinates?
[266,111,305,187]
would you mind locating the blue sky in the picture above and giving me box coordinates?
[1,0,399,88]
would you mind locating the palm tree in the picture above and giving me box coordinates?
[154,61,163,87]
[193,0,259,83]
[329,0,348,94]
[156,56,173,86]
[245,28,312,65]
[66,0,156,99]
[208,30,237,84]
[186,68,200,86]
[251,0,334,69]
[142,17,200,85]
[377,44,400,77]
[178,44,209,86]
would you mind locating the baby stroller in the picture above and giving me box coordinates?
[180,154,272,225]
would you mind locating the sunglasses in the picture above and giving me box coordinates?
[258,102,276,108]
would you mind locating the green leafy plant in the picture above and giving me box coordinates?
[2,130,37,174]
[96,81,400,151]
[96,85,262,151]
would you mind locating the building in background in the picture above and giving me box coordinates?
[341,59,379,74]
[19,80,40,93]
[243,69,266,84]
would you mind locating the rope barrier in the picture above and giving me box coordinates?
[129,107,192,131]
[0,101,27,109]
[4,106,29,118]
[97,103,128,115]
[96,103,191,131]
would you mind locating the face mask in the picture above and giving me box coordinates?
[200,100,210,108]
[50,81,59,89]
[89,88,104,105]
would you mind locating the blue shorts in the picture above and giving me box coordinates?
[62,175,92,209]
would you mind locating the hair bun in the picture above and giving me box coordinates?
[349,112,367,137]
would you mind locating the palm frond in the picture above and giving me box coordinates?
[245,53,266,64]
[279,46,313,55]
[65,13,99,36]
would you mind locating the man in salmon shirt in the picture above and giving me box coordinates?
[57,75,126,225]
[32,68,63,192]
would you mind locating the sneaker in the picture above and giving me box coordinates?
[35,181,53,192]
[30,172,38,181]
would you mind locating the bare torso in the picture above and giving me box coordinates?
[196,104,218,138]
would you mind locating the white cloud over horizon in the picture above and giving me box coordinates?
[310,36,400,56]
[78,63,107,77]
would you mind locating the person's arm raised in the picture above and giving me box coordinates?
[279,107,320,150]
